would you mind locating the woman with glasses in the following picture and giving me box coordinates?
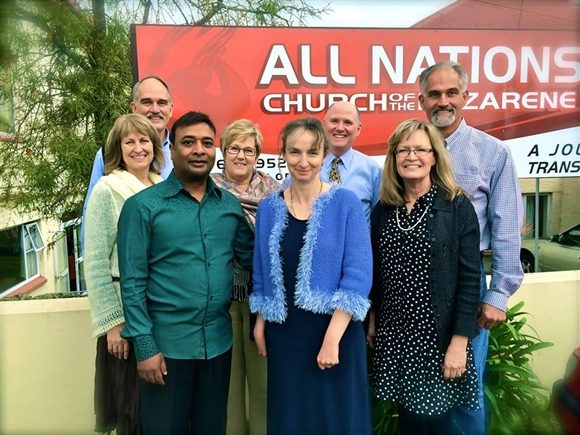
[211,119,279,435]
[368,119,481,434]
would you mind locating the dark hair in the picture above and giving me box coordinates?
[279,117,328,156]
[169,111,217,144]
[104,114,164,175]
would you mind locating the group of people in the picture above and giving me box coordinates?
[83,60,523,435]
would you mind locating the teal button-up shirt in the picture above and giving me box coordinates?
[118,172,254,362]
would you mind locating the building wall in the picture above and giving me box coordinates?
[519,177,579,235]
[1,272,579,434]
[0,297,95,434]
[559,179,580,231]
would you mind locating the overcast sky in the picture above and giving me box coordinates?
[305,0,454,28]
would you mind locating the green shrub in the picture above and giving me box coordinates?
[485,301,560,434]
[0,292,86,302]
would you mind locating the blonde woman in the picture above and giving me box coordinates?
[369,119,480,433]
[211,119,279,435]
[85,114,164,435]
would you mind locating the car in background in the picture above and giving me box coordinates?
[521,224,580,272]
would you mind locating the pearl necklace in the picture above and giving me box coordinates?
[396,203,430,232]
[289,181,323,219]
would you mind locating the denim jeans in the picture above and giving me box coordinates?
[451,263,488,435]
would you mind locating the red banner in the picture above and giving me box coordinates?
[132,26,579,177]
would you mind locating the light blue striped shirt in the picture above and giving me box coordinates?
[447,119,524,311]
[321,148,382,221]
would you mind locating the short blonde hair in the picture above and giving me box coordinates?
[104,114,164,175]
[380,119,463,206]
[220,119,263,155]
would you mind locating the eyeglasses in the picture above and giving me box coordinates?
[395,147,433,157]
[226,145,257,157]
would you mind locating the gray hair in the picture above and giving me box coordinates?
[132,76,173,102]
[419,61,468,94]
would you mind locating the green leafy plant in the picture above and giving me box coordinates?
[372,396,398,435]
[485,301,559,434]
[0,292,86,302]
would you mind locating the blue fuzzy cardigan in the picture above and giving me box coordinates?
[249,186,372,323]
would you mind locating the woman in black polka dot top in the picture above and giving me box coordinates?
[368,119,481,434]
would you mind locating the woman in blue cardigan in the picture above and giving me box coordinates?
[250,117,373,434]
[368,119,481,434]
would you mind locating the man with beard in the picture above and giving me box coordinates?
[419,61,524,435]
[117,111,254,435]
[81,76,174,248]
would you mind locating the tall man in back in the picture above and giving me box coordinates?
[117,111,254,435]
[419,61,524,435]
[81,76,174,248]
[322,101,382,220]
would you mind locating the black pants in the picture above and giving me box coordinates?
[139,349,232,435]
[398,405,453,435]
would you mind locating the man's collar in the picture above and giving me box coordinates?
[445,118,467,148]
[324,147,355,168]
[206,177,222,199]
[163,171,222,199]
[161,128,171,147]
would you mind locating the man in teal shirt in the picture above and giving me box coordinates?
[118,111,254,435]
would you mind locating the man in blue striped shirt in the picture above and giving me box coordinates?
[419,61,524,435]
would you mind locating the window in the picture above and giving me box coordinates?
[522,194,550,239]
[0,222,46,295]
[61,218,85,293]
[557,224,580,248]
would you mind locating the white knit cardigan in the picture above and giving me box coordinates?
[85,169,162,338]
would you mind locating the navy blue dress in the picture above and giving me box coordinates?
[265,211,372,435]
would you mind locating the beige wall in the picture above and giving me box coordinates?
[519,178,580,235]
[559,179,580,232]
[512,271,580,389]
[0,297,95,434]
[0,272,579,434]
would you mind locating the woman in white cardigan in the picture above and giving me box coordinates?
[85,114,164,435]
